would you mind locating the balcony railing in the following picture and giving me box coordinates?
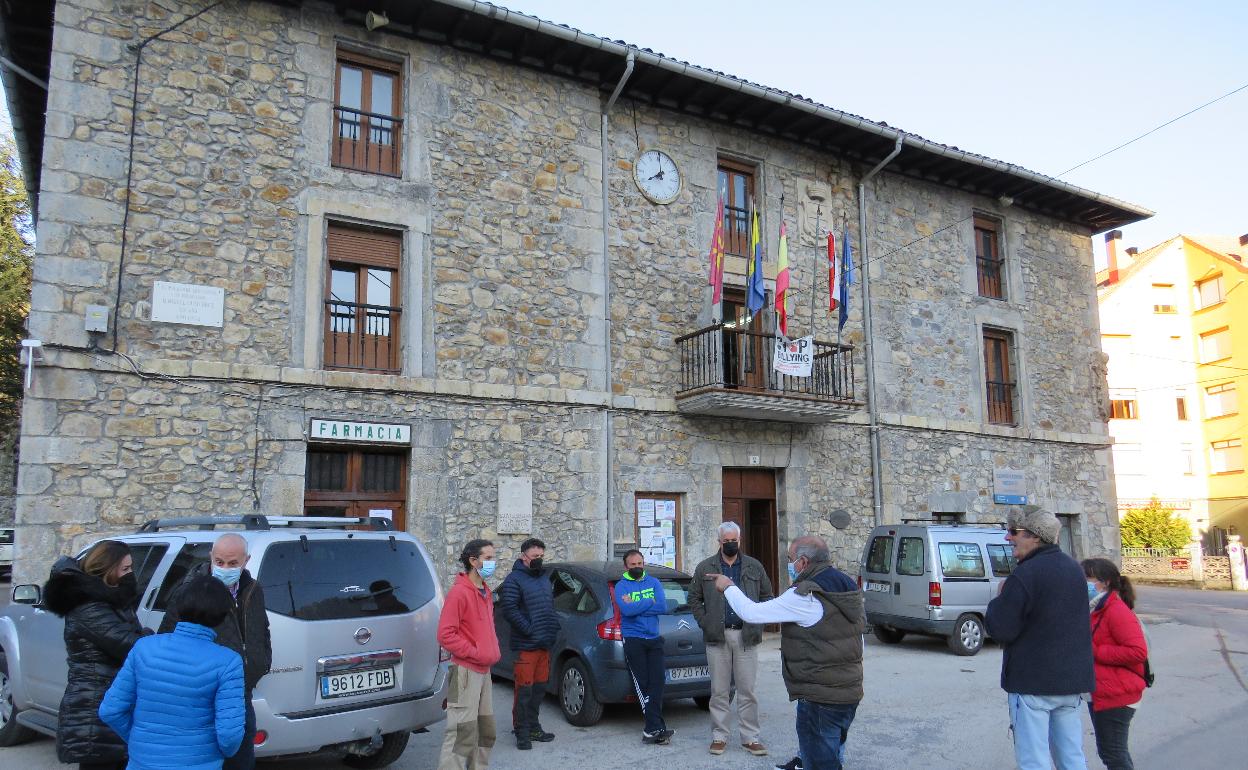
[977,255,1005,298]
[324,300,401,373]
[675,324,858,421]
[986,380,1016,425]
[332,105,402,177]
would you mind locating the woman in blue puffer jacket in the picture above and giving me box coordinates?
[99,576,245,770]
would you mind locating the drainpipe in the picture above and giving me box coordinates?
[600,51,635,559]
[858,133,904,527]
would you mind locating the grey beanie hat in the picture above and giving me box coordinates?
[1007,506,1061,544]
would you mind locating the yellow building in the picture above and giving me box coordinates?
[1097,232,1247,547]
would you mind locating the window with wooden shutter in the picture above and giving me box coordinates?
[333,51,403,176]
[983,328,1017,425]
[975,215,1005,299]
[324,224,402,373]
[717,159,756,258]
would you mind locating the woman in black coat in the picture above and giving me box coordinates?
[42,540,149,770]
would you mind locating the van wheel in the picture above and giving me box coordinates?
[873,625,906,644]
[947,614,985,656]
[0,652,36,747]
[559,658,604,726]
[342,730,409,769]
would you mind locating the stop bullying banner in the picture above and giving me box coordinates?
[773,335,814,377]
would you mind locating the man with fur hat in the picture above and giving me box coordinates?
[985,506,1094,770]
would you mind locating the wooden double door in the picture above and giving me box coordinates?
[722,468,778,591]
[304,447,407,530]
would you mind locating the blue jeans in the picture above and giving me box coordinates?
[795,700,857,770]
[1007,693,1087,770]
[223,697,256,770]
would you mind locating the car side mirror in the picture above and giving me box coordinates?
[12,584,41,604]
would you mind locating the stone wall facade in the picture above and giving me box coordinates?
[15,0,1119,584]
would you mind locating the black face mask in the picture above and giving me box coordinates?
[528,558,544,574]
[627,567,645,580]
[721,542,739,558]
[115,573,138,604]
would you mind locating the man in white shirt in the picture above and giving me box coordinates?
[709,535,865,770]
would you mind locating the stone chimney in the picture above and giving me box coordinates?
[1105,230,1123,284]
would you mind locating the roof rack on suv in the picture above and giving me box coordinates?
[899,518,1007,528]
[137,515,395,532]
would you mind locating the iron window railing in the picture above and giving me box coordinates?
[324,299,401,373]
[676,323,855,401]
[977,255,1005,299]
[986,379,1016,425]
[332,105,402,176]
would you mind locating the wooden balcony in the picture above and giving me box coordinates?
[675,324,862,423]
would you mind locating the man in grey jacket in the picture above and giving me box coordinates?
[689,521,775,757]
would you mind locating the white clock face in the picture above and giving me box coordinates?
[634,149,681,204]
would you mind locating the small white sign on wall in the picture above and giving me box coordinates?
[498,476,533,534]
[150,281,225,327]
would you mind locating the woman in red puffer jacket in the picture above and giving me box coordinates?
[1081,557,1148,770]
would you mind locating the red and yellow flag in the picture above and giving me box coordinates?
[775,221,790,335]
[708,195,726,304]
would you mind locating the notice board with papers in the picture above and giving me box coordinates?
[634,493,681,571]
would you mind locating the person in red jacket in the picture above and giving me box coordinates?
[1082,557,1148,770]
[437,539,502,770]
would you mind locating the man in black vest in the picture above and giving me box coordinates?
[709,535,864,770]
[985,507,1093,770]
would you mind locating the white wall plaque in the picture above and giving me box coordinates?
[150,281,225,327]
[993,468,1028,505]
[309,419,411,445]
[498,476,534,534]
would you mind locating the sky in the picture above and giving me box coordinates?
[2,1,1243,266]
[494,0,1247,267]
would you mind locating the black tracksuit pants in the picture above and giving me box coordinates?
[623,636,666,735]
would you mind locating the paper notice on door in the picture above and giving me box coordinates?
[648,529,666,548]
[637,498,656,527]
[368,509,393,521]
[656,500,676,520]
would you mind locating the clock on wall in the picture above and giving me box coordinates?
[633,149,682,204]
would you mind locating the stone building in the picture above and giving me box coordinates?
[2,0,1150,586]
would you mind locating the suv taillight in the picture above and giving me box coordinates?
[597,582,623,641]
[856,575,862,590]
[928,582,942,607]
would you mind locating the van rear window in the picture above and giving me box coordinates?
[865,536,893,574]
[896,537,924,576]
[259,539,436,620]
[987,544,1017,576]
[938,543,986,578]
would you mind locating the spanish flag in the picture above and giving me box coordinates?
[775,221,790,335]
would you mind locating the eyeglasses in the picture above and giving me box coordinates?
[1007,528,1034,538]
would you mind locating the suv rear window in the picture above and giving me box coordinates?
[259,539,435,620]
[938,543,986,578]
[865,536,893,574]
[987,544,1017,576]
[659,578,692,614]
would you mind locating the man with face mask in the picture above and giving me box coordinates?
[689,521,774,756]
[159,532,271,770]
[615,549,672,745]
[497,537,559,750]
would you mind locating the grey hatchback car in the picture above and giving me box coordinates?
[491,561,712,726]
[0,515,448,768]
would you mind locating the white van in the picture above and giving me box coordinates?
[858,523,1016,655]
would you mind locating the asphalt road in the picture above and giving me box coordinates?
[3,583,1246,769]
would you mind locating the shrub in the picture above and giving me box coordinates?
[1119,498,1192,550]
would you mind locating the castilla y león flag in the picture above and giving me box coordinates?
[707,195,726,304]
[775,221,790,335]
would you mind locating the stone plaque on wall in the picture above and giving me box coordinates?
[150,281,224,327]
[498,476,533,533]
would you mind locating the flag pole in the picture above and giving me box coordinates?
[811,205,821,337]
[834,215,844,355]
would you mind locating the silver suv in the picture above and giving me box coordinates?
[0,515,449,768]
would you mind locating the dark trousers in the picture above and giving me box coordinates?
[512,648,551,735]
[1089,705,1135,770]
[796,699,858,770]
[623,636,666,734]
[79,763,126,770]
[223,697,257,770]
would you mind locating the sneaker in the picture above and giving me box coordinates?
[516,735,532,751]
[656,728,674,745]
[742,741,769,756]
[709,739,727,755]
[530,728,555,742]
[642,730,661,744]
[776,756,803,770]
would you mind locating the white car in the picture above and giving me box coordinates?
[0,528,13,582]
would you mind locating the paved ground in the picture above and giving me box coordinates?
[4,583,1246,769]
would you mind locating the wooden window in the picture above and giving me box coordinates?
[983,328,1017,425]
[1112,443,1144,476]
[1109,399,1138,419]
[633,494,681,571]
[304,447,408,530]
[1199,328,1231,363]
[1195,275,1224,309]
[1180,443,1194,475]
[1152,283,1176,314]
[1210,439,1243,474]
[1176,394,1188,420]
[717,159,756,258]
[1205,382,1238,419]
[975,216,1005,299]
[333,51,402,176]
[324,224,401,373]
